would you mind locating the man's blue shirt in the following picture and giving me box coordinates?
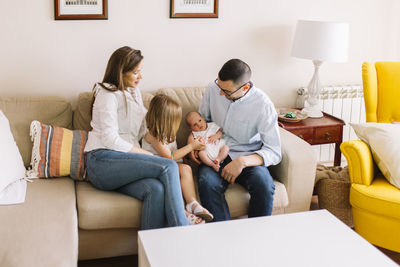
[199,82,282,167]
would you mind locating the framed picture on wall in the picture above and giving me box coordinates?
[54,0,108,20]
[170,0,218,18]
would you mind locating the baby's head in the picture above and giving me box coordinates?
[146,94,182,143]
[185,111,207,132]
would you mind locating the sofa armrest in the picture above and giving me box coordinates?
[269,128,317,213]
[340,140,376,186]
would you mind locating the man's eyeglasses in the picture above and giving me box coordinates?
[214,79,252,96]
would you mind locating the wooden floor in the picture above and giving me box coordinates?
[78,196,400,267]
[79,255,138,267]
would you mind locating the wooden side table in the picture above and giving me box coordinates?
[278,111,345,166]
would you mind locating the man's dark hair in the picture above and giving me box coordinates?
[218,59,252,85]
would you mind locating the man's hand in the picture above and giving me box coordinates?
[221,158,245,184]
[189,150,201,165]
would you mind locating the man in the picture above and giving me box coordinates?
[189,59,282,221]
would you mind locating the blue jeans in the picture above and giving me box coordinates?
[198,156,275,221]
[85,149,188,229]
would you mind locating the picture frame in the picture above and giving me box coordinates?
[54,0,108,20]
[170,0,218,18]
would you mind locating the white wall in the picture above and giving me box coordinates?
[0,0,399,107]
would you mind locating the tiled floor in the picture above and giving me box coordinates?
[79,196,400,267]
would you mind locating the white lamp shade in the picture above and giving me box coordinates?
[291,20,349,62]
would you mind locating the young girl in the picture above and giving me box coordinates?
[142,94,214,224]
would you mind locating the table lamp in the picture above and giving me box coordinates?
[291,20,349,118]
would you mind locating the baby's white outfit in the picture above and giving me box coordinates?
[141,138,183,163]
[192,122,225,161]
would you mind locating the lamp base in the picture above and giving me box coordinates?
[302,106,323,118]
[301,60,323,118]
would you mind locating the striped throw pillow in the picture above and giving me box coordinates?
[29,121,88,180]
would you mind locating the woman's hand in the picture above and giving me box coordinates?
[190,136,206,151]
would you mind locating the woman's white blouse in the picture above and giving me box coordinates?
[84,83,147,153]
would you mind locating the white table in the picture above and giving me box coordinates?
[138,210,398,267]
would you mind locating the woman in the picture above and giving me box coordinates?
[84,46,188,229]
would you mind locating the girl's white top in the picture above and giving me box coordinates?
[84,83,147,153]
[142,138,182,162]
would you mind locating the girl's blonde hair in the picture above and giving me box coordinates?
[146,94,182,143]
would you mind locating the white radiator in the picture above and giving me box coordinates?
[298,85,366,165]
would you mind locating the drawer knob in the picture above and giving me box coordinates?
[325,132,331,140]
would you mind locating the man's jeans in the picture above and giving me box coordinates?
[85,149,188,229]
[198,156,275,221]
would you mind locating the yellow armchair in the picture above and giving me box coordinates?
[340,62,400,252]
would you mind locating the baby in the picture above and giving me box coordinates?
[186,111,229,172]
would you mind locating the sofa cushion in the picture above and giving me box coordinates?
[0,178,78,267]
[73,91,154,131]
[29,121,88,180]
[351,175,400,220]
[0,97,72,166]
[76,181,142,230]
[78,228,138,260]
[351,122,400,189]
[73,92,93,131]
[77,179,288,230]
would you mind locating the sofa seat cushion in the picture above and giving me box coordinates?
[76,181,142,230]
[77,179,288,230]
[350,175,400,220]
[0,178,77,267]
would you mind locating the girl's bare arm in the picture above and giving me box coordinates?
[146,133,205,161]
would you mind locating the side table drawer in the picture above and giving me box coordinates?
[289,128,313,144]
[314,126,341,144]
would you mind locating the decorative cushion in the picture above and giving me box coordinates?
[351,123,400,189]
[0,110,26,192]
[30,121,88,180]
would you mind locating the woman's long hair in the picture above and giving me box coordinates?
[91,46,143,114]
[146,94,182,144]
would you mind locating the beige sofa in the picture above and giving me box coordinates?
[0,87,317,267]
